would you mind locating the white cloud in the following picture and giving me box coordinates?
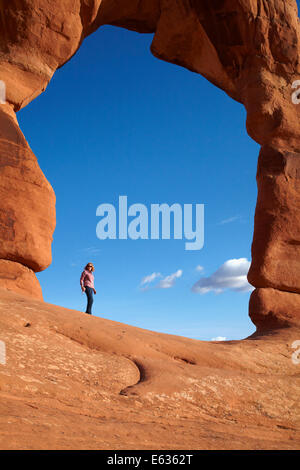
[0,340,6,365]
[82,246,101,255]
[217,215,240,225]
[191,258,254,294]
[211,336,227,342]
[195,265,204,272]
[140,272,162,287]
[157,269,183,289]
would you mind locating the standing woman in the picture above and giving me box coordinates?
[80,263,96,315]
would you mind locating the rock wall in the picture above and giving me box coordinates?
[0,0,299,328]
[0,103,56,299]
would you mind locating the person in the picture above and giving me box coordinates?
[80,262,96,314]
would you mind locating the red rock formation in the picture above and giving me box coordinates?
[249,287,300,331]
[0,0,299,327]
[0,260,43,300]
[0,1,300,450]
[248,145,300,330]
[0,103,55,299]
[248,146,300,292]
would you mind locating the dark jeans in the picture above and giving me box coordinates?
[85,286,94,314]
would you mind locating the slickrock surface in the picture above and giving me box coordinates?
[0,287,299,450]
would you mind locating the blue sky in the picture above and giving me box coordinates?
[17,20,286,341]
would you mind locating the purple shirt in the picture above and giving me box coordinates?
[80,270,94,288]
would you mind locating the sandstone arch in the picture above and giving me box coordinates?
[0,0,299,333]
